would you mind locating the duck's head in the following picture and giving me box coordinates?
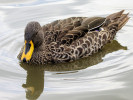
[21,21,44,62]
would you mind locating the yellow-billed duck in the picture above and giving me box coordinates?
[18,10,129,64]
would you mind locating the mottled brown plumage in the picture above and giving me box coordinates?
[18,10,129,64]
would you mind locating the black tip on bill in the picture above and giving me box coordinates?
[23,58,26,62]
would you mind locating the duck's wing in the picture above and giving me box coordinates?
[59,17,105,45]
[43,17,105,45]
[43,17,86,44]
[49,10,129,63]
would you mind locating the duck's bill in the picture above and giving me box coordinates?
[21,40,34,62]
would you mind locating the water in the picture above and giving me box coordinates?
[0,0,133,100]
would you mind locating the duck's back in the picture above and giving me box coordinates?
[42,17,105,45]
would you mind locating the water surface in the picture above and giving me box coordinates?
[0,0,133,100]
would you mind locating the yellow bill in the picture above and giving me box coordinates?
[21,40,34,62]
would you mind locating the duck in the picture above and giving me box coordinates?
[18,10,129,64]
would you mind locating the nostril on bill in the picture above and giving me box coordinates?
[23,58,26,62]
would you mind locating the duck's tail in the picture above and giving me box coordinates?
[117,12,130,30]
[105,10,130,31]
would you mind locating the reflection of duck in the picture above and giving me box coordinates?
[20,39,126,99]
[18,10,129,64]
[22,66,44,100]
